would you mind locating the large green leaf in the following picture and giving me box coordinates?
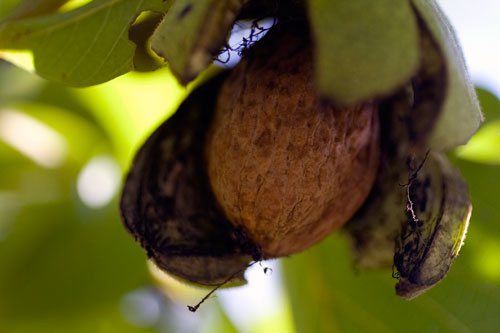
[0,0,172,86]
[412,0,483,151]
[284,228,500,332]
[151,0,246,85]
[306,0,420,105]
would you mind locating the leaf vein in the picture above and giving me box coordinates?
[65,5,113,78]
[81,0,145,84]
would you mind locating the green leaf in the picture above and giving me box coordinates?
[204,302,239,333]
[0,200,152,331]
[284,229,500,332]
[475,87,500,122]
[455,120,500,165]
[0,0,172,87]
[454,87,500,165]
[306,0,420,105]
[3,102,109,166]
[69,67,188,166]
[0,0,22,18]
[1,0,70,21]
[412,0,483,151]
[129,12,165,72]
[151,0,245,85]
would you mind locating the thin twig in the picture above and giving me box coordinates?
[399,150,431,224]
[214,18,277,63]
[187,261,257,312]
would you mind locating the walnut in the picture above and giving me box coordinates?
[121,3,478,302]
[205,27,380,257]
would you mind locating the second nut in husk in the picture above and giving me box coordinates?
[205,24,381,257]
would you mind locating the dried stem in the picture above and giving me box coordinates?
[400,150,430,224]
[187,261,257,312]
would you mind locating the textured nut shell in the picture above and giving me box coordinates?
[205,28,380,257]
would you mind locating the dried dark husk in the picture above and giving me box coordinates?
[344,10,473,299]
[120,74,261,286]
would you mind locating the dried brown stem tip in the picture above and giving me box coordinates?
[205,26,381,257]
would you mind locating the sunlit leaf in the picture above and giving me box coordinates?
[0,0,172,86]
[202,303,239,333]
[455,120,500,165]
[69,68,187,166]
[60,0,94,11]
[1,103,109,166]
[306,0,420,105]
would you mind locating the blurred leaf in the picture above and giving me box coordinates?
[129,12,165,72]
[455,120,500,165]
[0,0,172,86]
[0,0,23,18]
[284,230,500,332]
[251,305,296,333]
[69,68,187,166]
[306,0,419,105]
[1,0,70,21]
[0,199,152,331]
[475,87,500,122]
[0,139,28,165]
[35,80,99,121]
[0,61,45,102]
[0,164,65,204]
[201,303,239,333]
[454,87,500,164]
[6,300,152,333]
[60,0,94,11]
[453,159,500,235]
[412,0,483,151]
[284,138,500,332]
[3,102,109,166]
[151,0,245,84]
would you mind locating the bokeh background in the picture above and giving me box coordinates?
[1,0,499,332]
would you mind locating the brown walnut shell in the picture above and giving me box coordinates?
[205,25,381,257]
